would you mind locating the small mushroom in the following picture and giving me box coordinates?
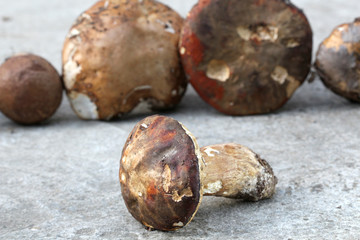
[0,54,63,125]
[180,0,313,115]
[119,115,277,231]
[315,18,360,102]
[62,0,186,120]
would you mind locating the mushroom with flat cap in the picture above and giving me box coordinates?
[180,0,313,115]
[62,0,186,120]
[119,115,277,231]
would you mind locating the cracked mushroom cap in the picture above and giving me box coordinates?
[62,0,186,120]
[315,18,360,102]
[119,115,204,231]
[0,54,63,125]
[180,0,313,115]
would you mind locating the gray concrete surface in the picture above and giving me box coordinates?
[1,0,359,239]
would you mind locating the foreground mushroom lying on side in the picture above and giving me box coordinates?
[180,0,313,115]
[315,18,360,102]
[119,115,277,231]
[62,0,186,120]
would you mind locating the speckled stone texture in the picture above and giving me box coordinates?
[0,0,359,239]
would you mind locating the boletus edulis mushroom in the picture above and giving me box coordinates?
[315,18,360,102]
[0,54,63,125]
[62,0,186,120]
[180,0,313,115]
[119,115,277,231]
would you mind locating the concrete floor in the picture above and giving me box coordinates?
[1,0,359,239]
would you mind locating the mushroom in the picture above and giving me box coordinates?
[0,54,63,125]
[180,0,313,115]
[119,115,277,231]
[315,18,360,102]
[62,0,186,120]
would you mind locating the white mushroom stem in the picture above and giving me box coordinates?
[201,143,277,201]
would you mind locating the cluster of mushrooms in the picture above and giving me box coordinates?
[0,0,359,231]
[1,0,359,124]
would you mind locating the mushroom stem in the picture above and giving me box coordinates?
[200,143,277,201]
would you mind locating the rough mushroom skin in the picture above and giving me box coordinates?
[315,18,360,102]
[180,0,313,115]
[62,0,186,120]
[120,115,277,231]
[120,115,203,231]
[0,54,63,125]
[201,143,277,201]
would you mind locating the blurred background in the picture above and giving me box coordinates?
[1,0,358,68]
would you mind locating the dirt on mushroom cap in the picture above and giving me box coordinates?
[62,0,187,120]
[119,115,202,231]
[315,18,360,102]
[180,0,313,115]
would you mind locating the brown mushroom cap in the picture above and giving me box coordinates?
[315,18,360,102]
[180,0,313,115]
[0,54,63,125]
[119,115,203,231]
[62,0,186,120]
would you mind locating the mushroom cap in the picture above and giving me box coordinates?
[62,0,186,120]
[180,0,312,115]
[119,115,203,231]
[0,54,63,125]
[315,18,360,103]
